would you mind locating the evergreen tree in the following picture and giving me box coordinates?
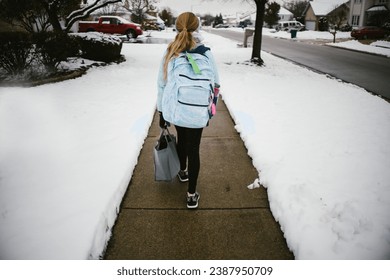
[159,8,174,27]
[264,1,280,28]
[202,14,215,27]
[213,13,223,27]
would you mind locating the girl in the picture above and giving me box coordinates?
[157,12,220,209]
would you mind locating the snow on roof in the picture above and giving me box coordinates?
[310,0,348,16]
[237,6,292,22]
[279,7,293,15]
[366,5,388,12]
[144,13,157,20]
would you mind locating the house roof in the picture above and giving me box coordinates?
[279,7,293,16]
[366,5,388,12]
[310,0,349,16]
[238,7,292,21]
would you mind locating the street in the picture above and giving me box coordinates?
[207,29,390,100]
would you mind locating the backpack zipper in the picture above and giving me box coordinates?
[179,74,210,82]
[178,100,208,107]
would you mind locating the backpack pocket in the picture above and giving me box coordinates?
[174,85,211,128]
[177,85,210,107]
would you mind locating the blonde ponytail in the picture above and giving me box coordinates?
[163,12,199,80]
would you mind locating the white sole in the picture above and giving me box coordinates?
[187,194,200,209]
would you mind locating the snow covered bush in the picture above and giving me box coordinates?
[0,32,82,82]
[71,32,123,63]
[34,32,80,73]
[0,32,35,77]
[0,31,123,84]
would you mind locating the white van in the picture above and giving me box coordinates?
[276,21,305,31]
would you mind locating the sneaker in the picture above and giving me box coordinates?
[178,170,189,182]
[187,192,200,209]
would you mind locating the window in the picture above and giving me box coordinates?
[354,0,361,3]
[110,19,119,25]
[352,15,360,26]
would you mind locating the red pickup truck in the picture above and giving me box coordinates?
[78,16,143,39]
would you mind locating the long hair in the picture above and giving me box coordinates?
[163,12,199,80]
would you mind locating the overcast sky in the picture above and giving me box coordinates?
[156,0,260,16]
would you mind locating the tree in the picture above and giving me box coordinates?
[206,0,268,65]
[250,0,268,65]
[318,17,328,31]
[328,4,348,30]
[284,0,307,22]
[202,14,216,27]
[367,9,390,28]
[41,0,80,31]
[0,0,123,33]
[159,8,174,27]
[213,13,223,27]
[264,1,280,28]
[327,3,348,43]
[64,0,123,32]
[122,0,157,25]
[0,0,52,32]
[95,2,122,15]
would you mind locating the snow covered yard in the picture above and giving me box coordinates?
[328,40,390,57]
[230,27,390,57]
[0,29,389,260]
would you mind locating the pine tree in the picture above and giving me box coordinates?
[264,1,280,28]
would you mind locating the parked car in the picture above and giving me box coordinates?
[215,23,230,28]
[276,21,305,32]
[78,16,143,39]
[351,26,386,40]
[156,22,165,31]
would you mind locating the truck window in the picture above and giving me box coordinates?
[110,18,119,25]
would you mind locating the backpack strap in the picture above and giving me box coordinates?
[183,45,211,74]
[185,52,202,74]
[187,45,210,56]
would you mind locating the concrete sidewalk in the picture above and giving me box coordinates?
[104,100,294,259]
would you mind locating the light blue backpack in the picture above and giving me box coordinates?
[162,46,216,128]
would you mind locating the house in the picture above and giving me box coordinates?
[279,7,294,21]
[237,11,256,26]
[223,14,238,26]
[304,0,350,30]
[236,6,294,27]
[349,0,390,27]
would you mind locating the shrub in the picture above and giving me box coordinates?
[34,32,80,72]
[0,31,123,83]
[71,32,123,62]
[0,32,35,76]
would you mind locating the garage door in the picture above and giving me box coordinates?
[305,21,316,31]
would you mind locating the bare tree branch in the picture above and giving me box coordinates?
[65,0,123,32]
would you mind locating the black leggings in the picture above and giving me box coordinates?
[175,125,203,194]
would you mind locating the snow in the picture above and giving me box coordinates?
[0,28,390,261]
[328,40,390,57]
[309,0,349,16]
[262,28,352,40]
[234,27,390,57]
[70,32,123,45]
[231,26,352,41]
